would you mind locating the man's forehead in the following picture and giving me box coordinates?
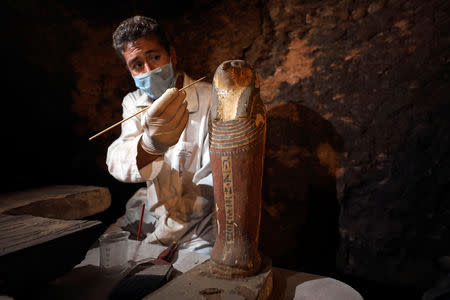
[126,36,163,52]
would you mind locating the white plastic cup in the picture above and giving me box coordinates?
[98,230,130,272]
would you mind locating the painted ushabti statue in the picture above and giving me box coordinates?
[209,60,266,278]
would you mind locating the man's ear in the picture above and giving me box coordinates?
[169,46,177,68]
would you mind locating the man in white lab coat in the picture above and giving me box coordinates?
[106,16,214,254]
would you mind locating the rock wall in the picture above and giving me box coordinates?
[5,0,449,296]
[168,0,449,292]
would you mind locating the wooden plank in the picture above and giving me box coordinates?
[0,214,105,298]
[0,214,101,256]
[0,185,111,219]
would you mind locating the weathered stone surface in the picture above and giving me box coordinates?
[260,102,341,273]
[144,258,273,300]
[0,185,111,220]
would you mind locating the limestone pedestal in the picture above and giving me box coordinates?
[144,258,273,300]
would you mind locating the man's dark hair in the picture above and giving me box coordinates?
[112,16,172,62]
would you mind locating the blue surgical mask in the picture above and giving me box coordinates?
[133,61,177,99]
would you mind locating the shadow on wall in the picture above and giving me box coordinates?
[260,101,343,275]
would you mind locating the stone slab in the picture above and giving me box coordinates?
[144,258,273,300]
[0,185,111,219]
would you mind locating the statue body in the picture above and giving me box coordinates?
[209,60,266,278]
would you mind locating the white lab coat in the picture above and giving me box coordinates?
[106,73,215,255]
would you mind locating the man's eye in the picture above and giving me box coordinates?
[151,55,160,61]
[132,62,143,70]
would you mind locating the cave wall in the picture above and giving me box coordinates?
[4,0,449,295]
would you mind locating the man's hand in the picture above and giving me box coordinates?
[140,88,188,155]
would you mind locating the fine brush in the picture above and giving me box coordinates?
[89,76,206,141]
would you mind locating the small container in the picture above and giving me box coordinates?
[99,230,130,272]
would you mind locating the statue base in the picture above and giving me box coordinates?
[143,257,273,300]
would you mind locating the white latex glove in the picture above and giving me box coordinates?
[140,88,188,155]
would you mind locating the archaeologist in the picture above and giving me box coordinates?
[106,15,214,255]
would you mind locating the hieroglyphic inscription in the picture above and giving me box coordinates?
[221,156,234,244]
